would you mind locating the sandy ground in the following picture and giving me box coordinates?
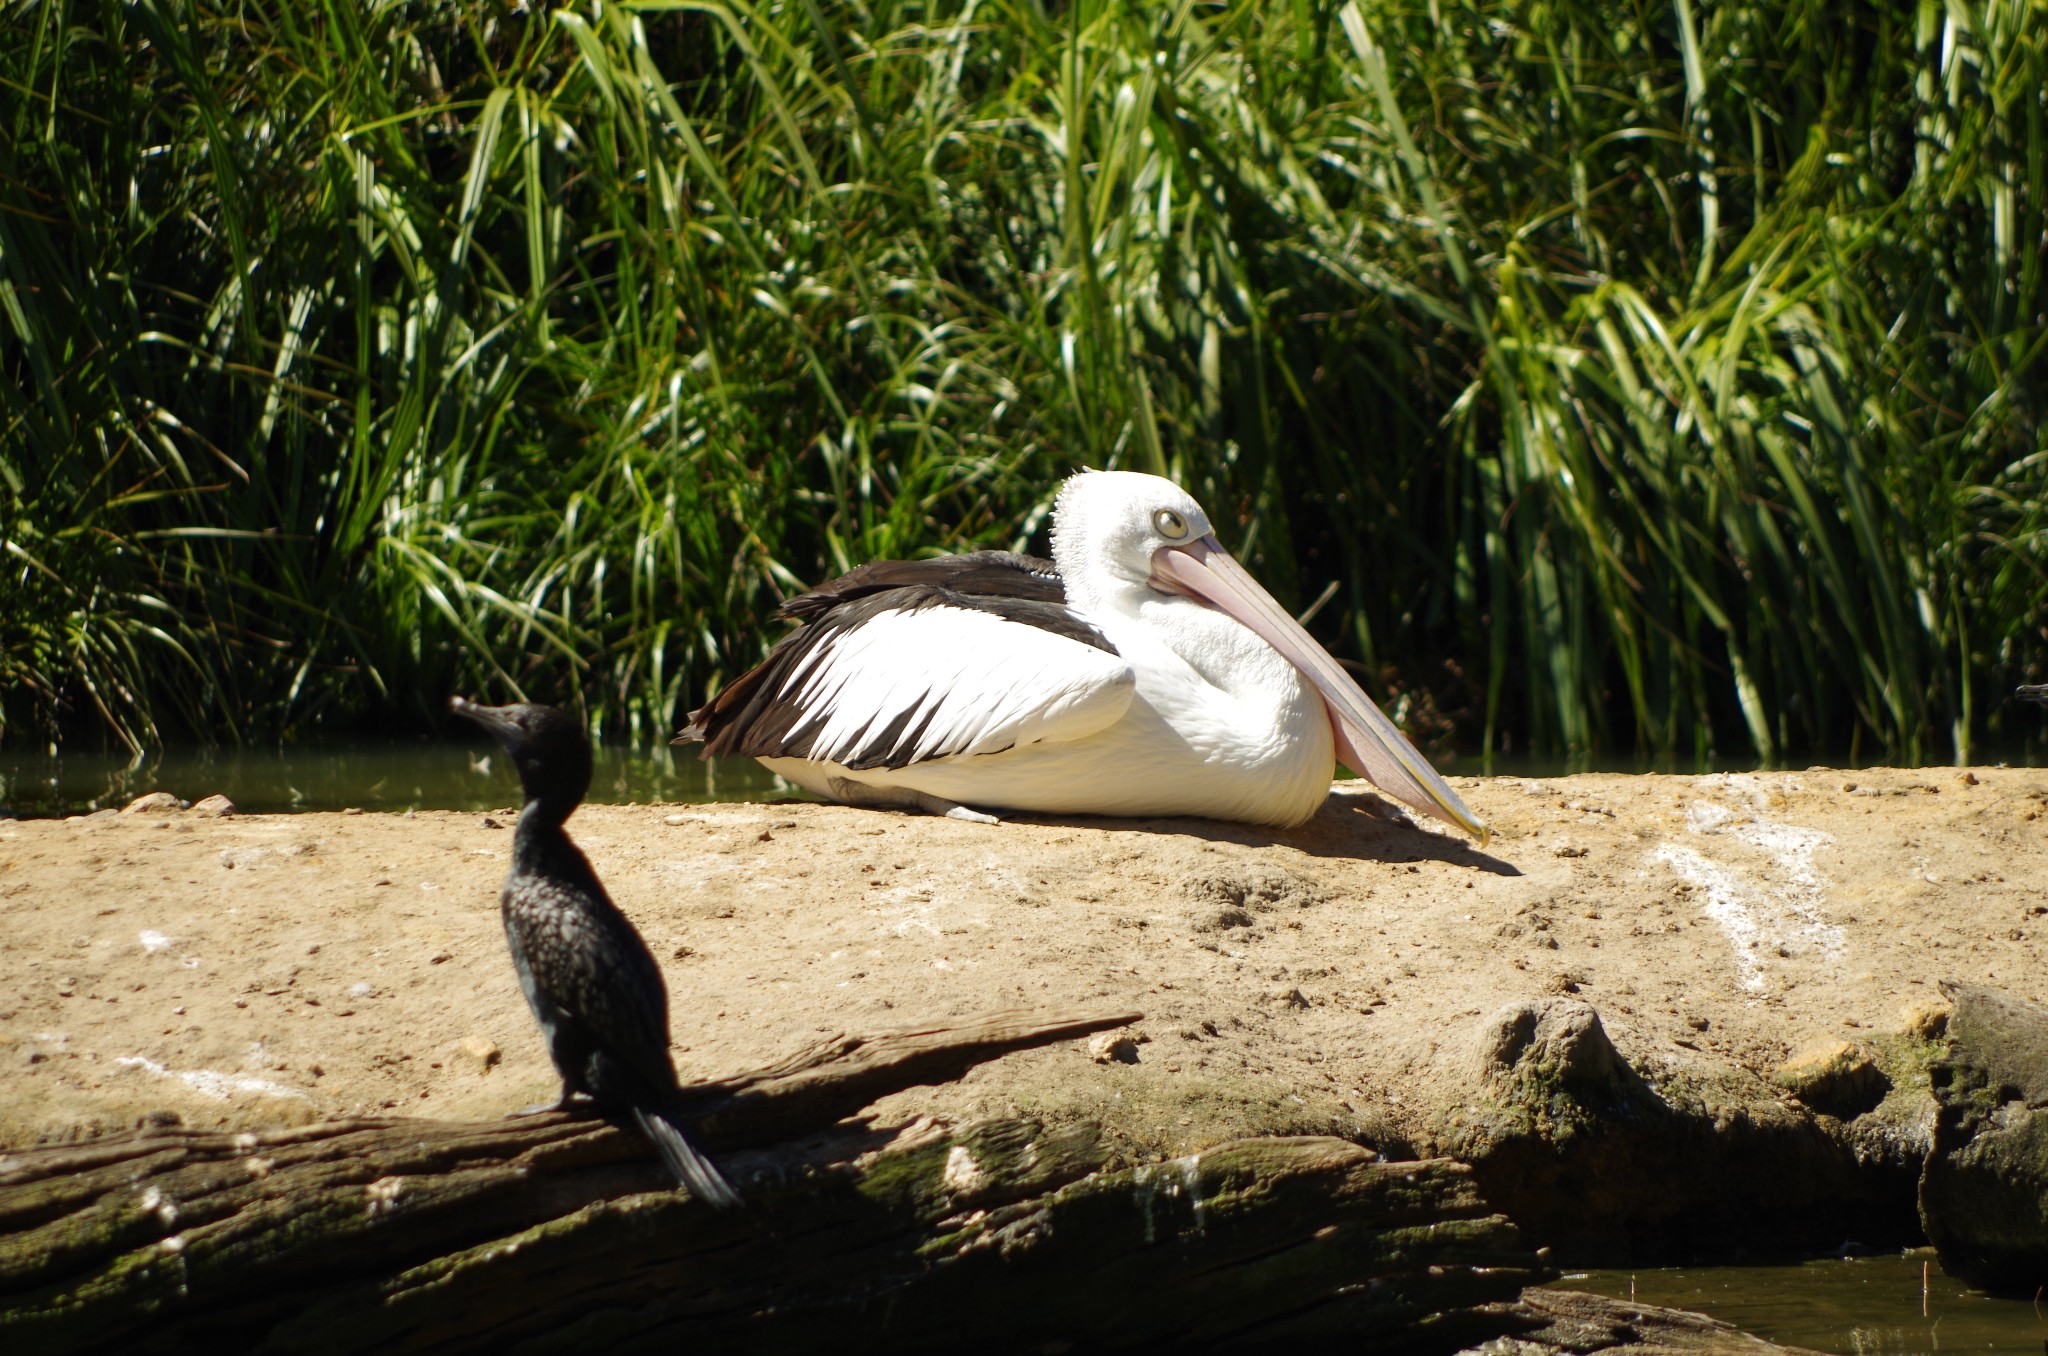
[3,767,2044,1158]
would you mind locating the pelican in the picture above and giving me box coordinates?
[677,470,1485,839]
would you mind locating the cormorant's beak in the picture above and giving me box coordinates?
[1149,536,1488,843]
[450,695,515,741]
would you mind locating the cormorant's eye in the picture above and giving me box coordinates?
[1153,508,1189,540]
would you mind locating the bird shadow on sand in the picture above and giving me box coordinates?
[1007,788,1521,876]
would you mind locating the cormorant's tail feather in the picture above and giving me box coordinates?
[632,1105,742,1210]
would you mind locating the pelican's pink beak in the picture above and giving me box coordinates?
[1151,536,1487,843]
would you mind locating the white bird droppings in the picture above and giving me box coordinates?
[1652,779,1843,993]
[114,1056,310,1103]
[941,1144,985,1194]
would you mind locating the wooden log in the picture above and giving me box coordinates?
[1476,1288,1832,1356]
[0,1006,1546,1353]
[1921,982,2048,1291]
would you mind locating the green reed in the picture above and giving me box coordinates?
[2,0,2042,762]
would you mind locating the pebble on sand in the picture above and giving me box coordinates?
[1090,1033,1146,1065]
[459,1036,502,1073]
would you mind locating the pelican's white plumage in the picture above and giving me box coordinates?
[682,471,1485,837]
[772,602,1134,767]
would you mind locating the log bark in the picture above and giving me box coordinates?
[1,1006,1546,1353]
[1467,1289,1832,1356]
[1920,982,2048,1292]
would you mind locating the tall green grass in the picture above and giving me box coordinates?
[2,0,2042,762]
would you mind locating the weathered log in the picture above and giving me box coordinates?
[1920,981,2048,1292]
[0,1006,1549,1353]
[1451,998,1924,1263]
[1465,1288,1831,1356]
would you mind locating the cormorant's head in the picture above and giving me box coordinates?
[450,698,593,812]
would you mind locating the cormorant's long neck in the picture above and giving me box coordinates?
[511,794,581,876]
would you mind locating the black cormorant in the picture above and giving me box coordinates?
[451,696,741,1209]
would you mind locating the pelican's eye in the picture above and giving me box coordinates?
[1153,508,1189,540]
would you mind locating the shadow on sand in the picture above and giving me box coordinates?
[1003,784,1521,876]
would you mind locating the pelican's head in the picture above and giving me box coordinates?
[1048,469,1488,842]
[1050,470,1217,610]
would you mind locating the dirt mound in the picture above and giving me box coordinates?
[4,767,2044,1260]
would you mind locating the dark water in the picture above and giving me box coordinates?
[1458,745,2048,781]
[1559,1255,2048,1355]
[3,740,2043,819]
[0,741,788,818]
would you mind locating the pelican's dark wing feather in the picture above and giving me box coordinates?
[776,551,1065,621]
[679,555,1129,769]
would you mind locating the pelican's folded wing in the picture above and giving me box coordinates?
[683,588,1135,770]
[776,551,1065,622]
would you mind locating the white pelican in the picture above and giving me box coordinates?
[678,471,1485,839]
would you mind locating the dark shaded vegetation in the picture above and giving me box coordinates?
[3,0,2042,762]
